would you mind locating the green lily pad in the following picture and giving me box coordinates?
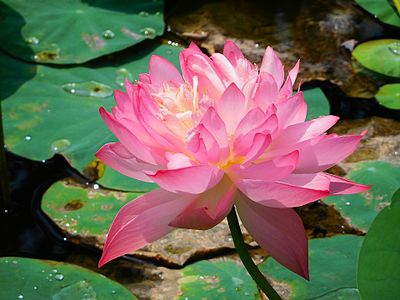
[355,0,400,27]
[261,235,363,300]
[303,88,330,121]
[376,83,400,109]
[178,260,260,299]
[42,181,141,247]
[357,188,400,300]
[1,43,181,191]
[324,161,400,231]
[352,39,400,77]
[0,0,164,64]
[0,256,137,299]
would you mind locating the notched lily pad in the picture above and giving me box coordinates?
[0,0,164,64]
[355,0,400,27]
[0,257,137,299]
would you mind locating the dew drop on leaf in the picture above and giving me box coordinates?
[140,27,156,38]
[102,30,115,39]
[50,139,71,153]
[62,81,113,98]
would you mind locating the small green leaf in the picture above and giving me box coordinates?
[324,161,400,231]
[357,188,400,300]
[0,0,164,64]
[355,0,400,27]
[261,235,363,300]
[352,39,400,77]
[42,181,141,245]
[303,88,330,121]
[376,83,400,109]
[0,257,137,299]
[178,261,260,299]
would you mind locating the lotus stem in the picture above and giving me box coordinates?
[227,206,282,300]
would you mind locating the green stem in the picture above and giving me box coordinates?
[0,102,11,210]
[227,206,282,300]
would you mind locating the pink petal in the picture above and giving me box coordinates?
[99,107,164,165]
[294,133,366,173]
[149,55,183,86]
[235,173,330,208]
[324,173,371,195]
[230,151,298,181]
[275,92,307,129]
[253,72,279,110]
[186,124,221,164]
[211,53,240,86]
[146,165,224,194]
[99,189,195,267]
[236,194,309,279]
[242,133,272,163]
[260,46,285,88]
[288,59,300,85]
[96,142,156,182]
[169,176,236,229]
[200,107,229,151]
[223,40,245,66]
[216,83,247,134]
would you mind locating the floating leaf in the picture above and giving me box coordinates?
[0,257,137,299]
[1,43,181,191]
[355,0,400,27]
[303,88,330,121]
[357,188,400,300]
[376,83,400,109]
[324,161,400,231]
[261,235,363,300]
[352,39,400,77]
[0,0,164,64]
[178,260,259,299]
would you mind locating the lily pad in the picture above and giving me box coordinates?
[357,188,400,300]
[260,235,364,300]
[178,260,260,299]
[0,43,181,191]
[376,83,400,109]
[0,256,137,299]
[303,88,330,121]
[42,180,253,266]
[352,39,400,77]
[324,161,400,231]
[355,0,400,27]
[0,0,164,64]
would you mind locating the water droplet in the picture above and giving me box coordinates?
[388,42,400,56]
[345,201,351,206]
[54,273,64,281]
[93,183,100,190]
[155,11,161,16]
[102,30,115,39]
[111,290,117,294]
[62,81,113,98]
[33,44,60,62]
[50,139,71,153]
[4,209,8,214]
[140,27,156,38]
[167,40,179,47]
[33,286,38,290]
[17,294,24,299]
[139,11,149,17]
[199,276,205,280]
[166,49,173,55]
[63,237,67,241]
[24,135,32,141]
[26,37,40,45]
[115,68,133,86]
[12,260,18,264]
[255,43,260,48]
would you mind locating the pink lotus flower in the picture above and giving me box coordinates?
[96,41,369,279]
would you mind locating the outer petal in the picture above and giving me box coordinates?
[324,173,371,195]
[96,142,157,182]
[235,173,330,208]
[169,176,236,229]
[275,92,307,130]
[146,165,224,194]
[99,189,195,267]
[149,55,184,86]
[260,46,285,88]
[294,132,366,173]
[253,72,279,110]
[216,83,247,135]
[223,39,245,66]
[236,194,309,279]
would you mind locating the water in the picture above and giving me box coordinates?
[140,27,156,38]
[102,30,115,39]
[115,68,134,86]
[139,11,149,17]
[26,37,40,45]
[388,42,400,55]
[50,139,71,154]
[33,44,60,62]
[24,135,32,141]
[62,81,113,98]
